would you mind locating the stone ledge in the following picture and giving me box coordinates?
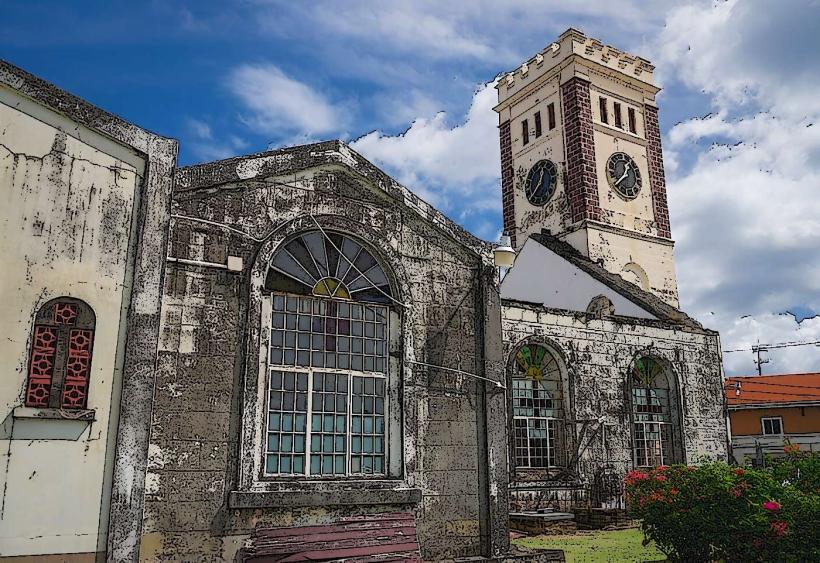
[228,487,422,508]
[12,406,96,421]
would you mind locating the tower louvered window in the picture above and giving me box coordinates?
[26,298,96,410]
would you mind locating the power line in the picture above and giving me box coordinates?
[723,340,820,353]
[723,379,820,391]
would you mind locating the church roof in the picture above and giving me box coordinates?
[516,232,709,332]
[175,140,493,263]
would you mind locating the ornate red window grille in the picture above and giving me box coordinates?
[25,298,95,410]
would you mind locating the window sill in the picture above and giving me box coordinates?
[12,406,96,422]
[229,485,422,509]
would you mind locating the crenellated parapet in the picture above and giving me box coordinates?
[496,28,657,106]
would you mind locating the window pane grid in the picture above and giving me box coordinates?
[633,421,671,467]
[632,388,670,422]
[631,370,673,467]
[310,372,348,475]
[351,376,386,475]
[265,371,308,475]
[514,417,558,468]
[266,292,389,478]
[512,348,562,469]
[271,295,387,374]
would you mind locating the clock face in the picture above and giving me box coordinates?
[525,160,557,206]
[606,152,642,199]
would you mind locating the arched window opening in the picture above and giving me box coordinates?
[630,357,677,467]
[263,231,395,478]
[26,298,96,410]
[512,344,563,469]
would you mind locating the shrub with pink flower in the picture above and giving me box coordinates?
[624,456,820,562]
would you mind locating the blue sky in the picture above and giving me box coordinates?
[3,0,820,375]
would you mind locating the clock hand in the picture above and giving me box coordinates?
[535,168,546,192]
[615,162,631,186]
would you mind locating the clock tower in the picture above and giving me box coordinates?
[494,28,679,306]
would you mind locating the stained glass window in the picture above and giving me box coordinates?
[267,231,392,304]
[631,357,675,467]
[512,344,563,468]
[26,298,95,409]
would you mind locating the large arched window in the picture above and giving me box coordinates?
[630,357,679,467]
[263,230,395,478]
[26,297,96,410]
[512,344,564,468]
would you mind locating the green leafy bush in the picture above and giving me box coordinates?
[624,448,820,562]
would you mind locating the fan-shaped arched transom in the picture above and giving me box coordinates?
[267,231,393,303]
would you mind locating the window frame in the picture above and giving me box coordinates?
[627,107,637,134]
[534,111,542,138]
[547,103,556,130]
[25,297,96,410]
[522,119,530,145]
[263,292,392,479]
[510,343,565,471]
[629,357,681,469]
[761,416,783,436]
[255,285,402,484]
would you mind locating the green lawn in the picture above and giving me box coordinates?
[513,528,666,562]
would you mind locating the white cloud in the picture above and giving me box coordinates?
[351,81,500,216]
[228,63,344,137]
[718,313,820,376]
[657,0,820,374]
[655,0,820,117]
[252,0,676,68]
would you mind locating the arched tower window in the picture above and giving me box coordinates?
[26,297,96,410]
[263,230,396,478]
[511,344,564,468]
[630,357,680,467]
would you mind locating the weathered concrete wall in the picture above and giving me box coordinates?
[141,143,507,561]
[502,301,727,491]
[0,86,144,557]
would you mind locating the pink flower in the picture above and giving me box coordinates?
[656,465,669,472]
[770,521,788,537]
[625,470,649,485]
[734,468,745,476]
[655,474,667,482]
[730,486,743,498]
[763,501,781,512]
[669,488,679,496]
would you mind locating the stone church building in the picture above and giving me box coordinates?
[0,28,727,562]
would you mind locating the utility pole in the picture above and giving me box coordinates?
[752,343,770,375]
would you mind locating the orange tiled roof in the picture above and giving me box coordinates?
[725,373,820,406]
